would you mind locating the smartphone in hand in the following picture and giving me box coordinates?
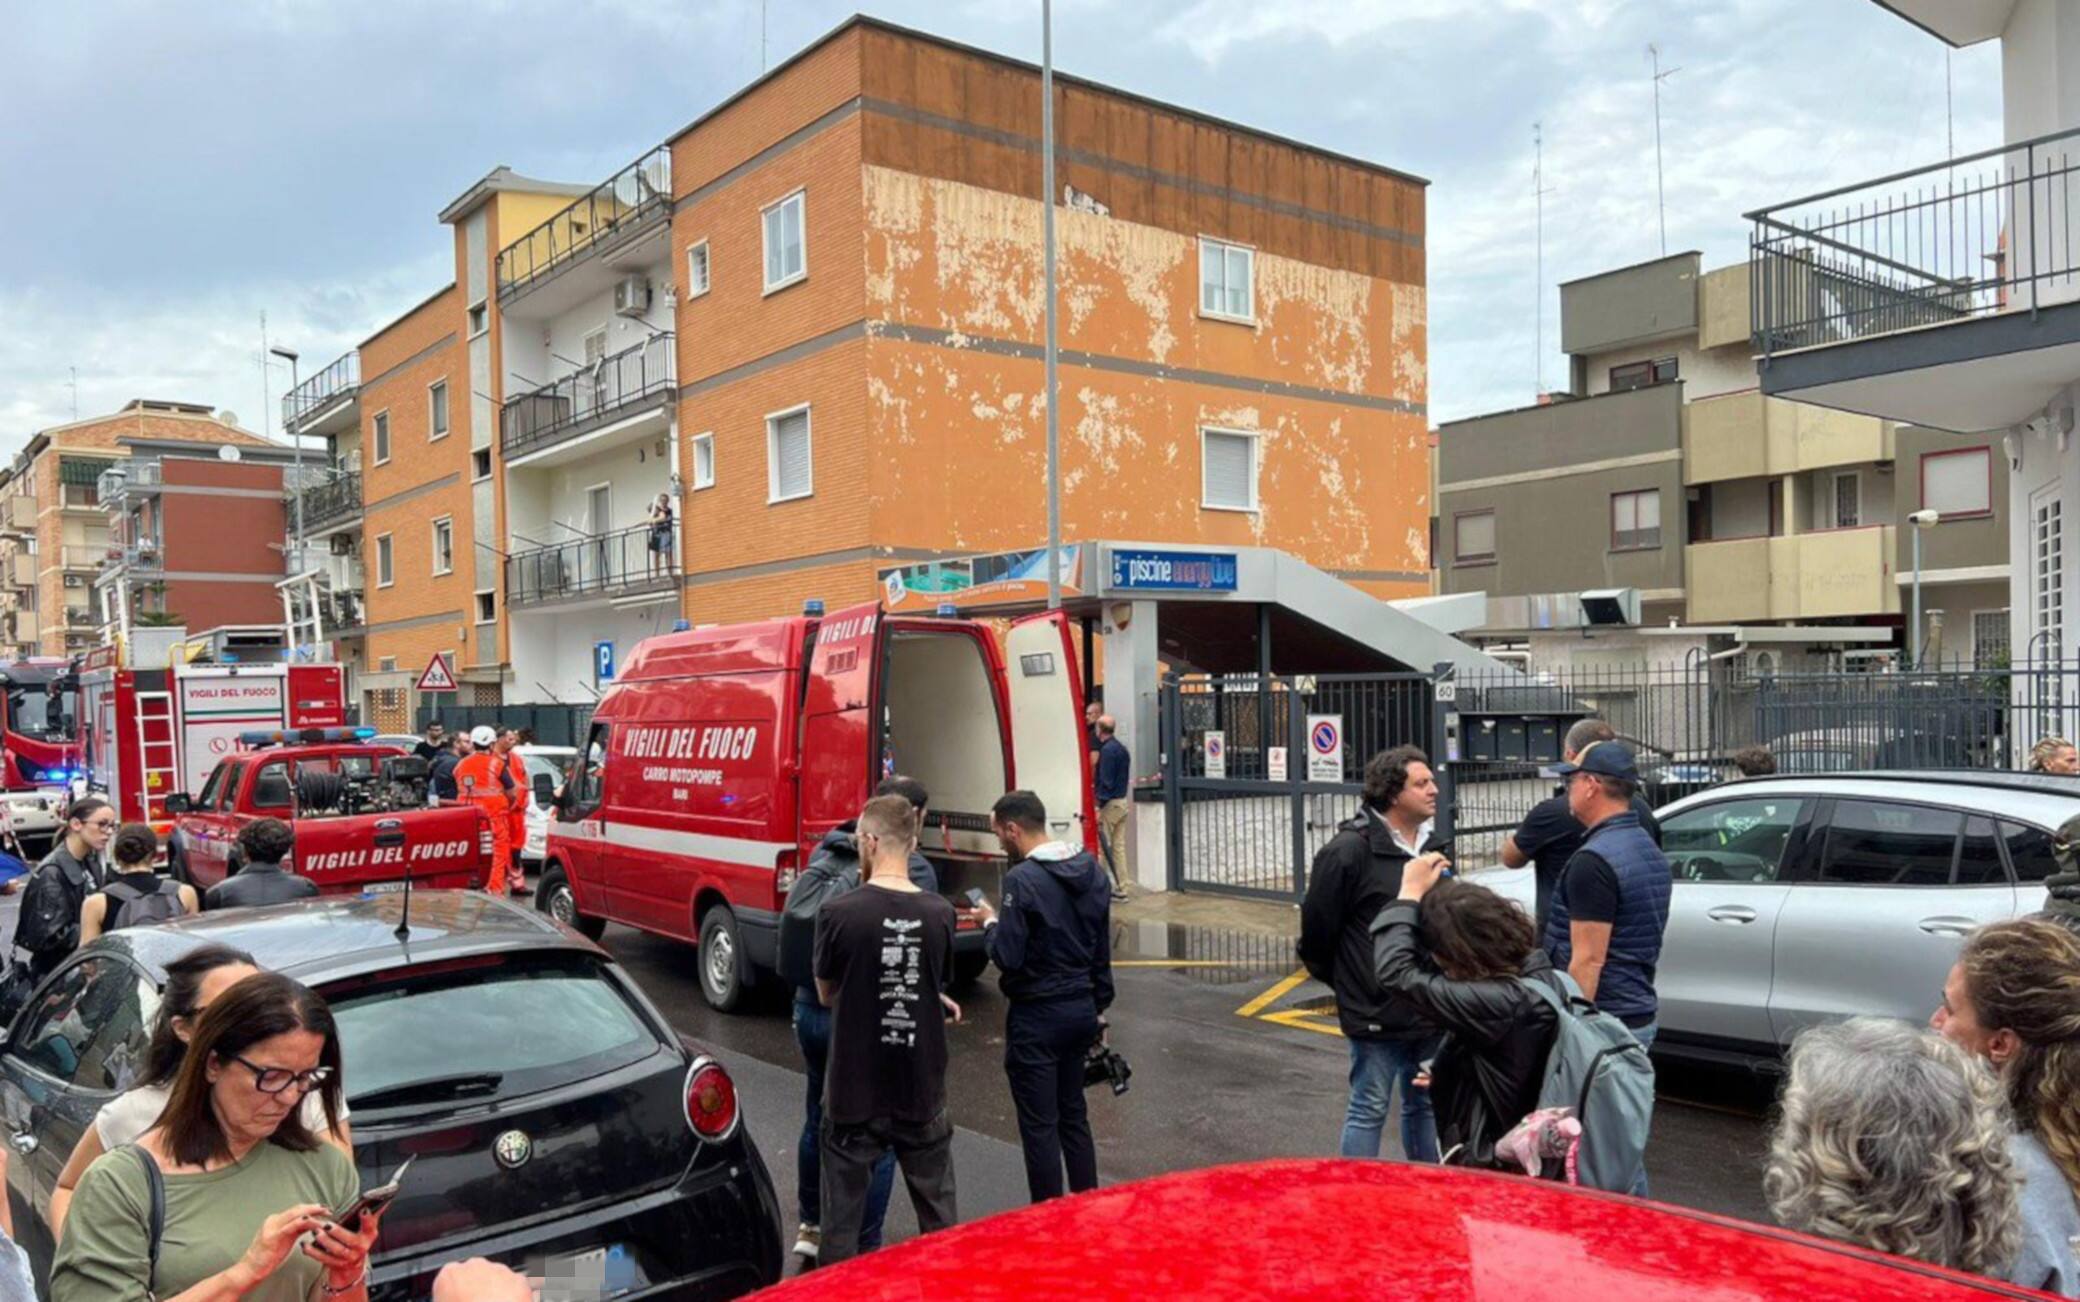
[334,1156,414,1226]
[963,888,987,909]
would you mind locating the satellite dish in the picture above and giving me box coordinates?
[219,445,242,462]
[217,410,238,427]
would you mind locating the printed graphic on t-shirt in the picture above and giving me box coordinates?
[879,916,924,1047]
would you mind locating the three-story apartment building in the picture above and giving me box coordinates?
[1436,252,2011,667]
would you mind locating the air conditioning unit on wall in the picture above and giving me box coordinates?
[613,275,651,317]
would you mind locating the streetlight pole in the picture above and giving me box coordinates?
[1909,508,1940,669]
[270,347,304,562]
[1041,0,1061,610]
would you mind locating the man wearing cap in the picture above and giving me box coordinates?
[456,725,517,893]
[1544,741,1669,1195]
[1543,742,1671,1040]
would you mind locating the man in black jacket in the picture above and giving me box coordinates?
[773,777,938,1264]
[203,819,319,911]
[974,789,1113,1202]
[1298,746,1443,1162]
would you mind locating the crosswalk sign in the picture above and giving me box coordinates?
[416,653,458,693]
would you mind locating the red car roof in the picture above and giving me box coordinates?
[755,1160,2055,1301]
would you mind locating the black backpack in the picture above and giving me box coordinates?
[102,876,186,933]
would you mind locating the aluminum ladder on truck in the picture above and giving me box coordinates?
[134,691,179,822]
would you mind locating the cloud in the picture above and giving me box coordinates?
[0,0,2005,445]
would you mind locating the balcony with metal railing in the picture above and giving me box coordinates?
[505,521,679,610]
[293,472,363,534]
[98,460,163,505]
[496,147,672,316]
[1746,124,2080,431]
[501,333,675,463]
[281,350,361,436]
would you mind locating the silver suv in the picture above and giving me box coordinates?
[1644,771,2071,1063]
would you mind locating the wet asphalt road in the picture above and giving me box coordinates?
[597,916,1780,1265]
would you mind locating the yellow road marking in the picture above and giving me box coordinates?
[1257,1007,1346,1038]
[1233,968,1310,1019]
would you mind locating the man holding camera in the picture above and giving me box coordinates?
[974,790,1114,1203]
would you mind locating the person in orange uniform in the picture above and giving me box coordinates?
[499,728,530,896]
[455,725,516,895]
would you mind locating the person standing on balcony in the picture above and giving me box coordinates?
[647,493,675,580]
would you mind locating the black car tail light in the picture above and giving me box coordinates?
[685,1057,739,1142]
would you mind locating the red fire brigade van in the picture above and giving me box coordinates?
[540,601,1095,1011]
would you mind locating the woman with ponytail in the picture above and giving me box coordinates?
[1933,917,2080,1296]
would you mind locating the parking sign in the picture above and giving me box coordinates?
[1204,730,1227,779]
[595,641,615,683]
[1306,714,1343,782]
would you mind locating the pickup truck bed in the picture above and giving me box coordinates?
[169,744,492,895]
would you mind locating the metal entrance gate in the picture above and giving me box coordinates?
[1161,671,1450,901]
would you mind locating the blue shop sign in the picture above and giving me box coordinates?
[1108,550,1238,592]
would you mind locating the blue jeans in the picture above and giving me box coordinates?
[1339,1036,1440,1162]
[793,994,895,1242]
[1627,1021,1656,1197]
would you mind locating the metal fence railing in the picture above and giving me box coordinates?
[413,703,596,749]
[1748,123,2080,357]
[294,472,362,531]
[282,351,361,430]
[500,333,675,461]
[495,147,672,298]
[505,520,679,608]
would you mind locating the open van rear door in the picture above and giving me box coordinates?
[1003,611,1097,851]
[800,600,888,845]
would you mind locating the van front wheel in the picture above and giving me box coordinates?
[698,905,749,1012]
[537,866,606,940]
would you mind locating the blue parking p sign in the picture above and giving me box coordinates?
[595,641,615,683]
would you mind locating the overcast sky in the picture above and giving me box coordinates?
[0,0,1999,449]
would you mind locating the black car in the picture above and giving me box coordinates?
[0,891,784,1299]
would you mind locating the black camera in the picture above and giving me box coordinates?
[1083,1042,1131,1096]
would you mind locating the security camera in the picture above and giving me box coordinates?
[1909,509,1940,527]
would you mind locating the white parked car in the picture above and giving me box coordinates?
[517,744,577,865]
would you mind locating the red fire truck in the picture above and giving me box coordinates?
[0,659,82,792]
[76,635,346,832]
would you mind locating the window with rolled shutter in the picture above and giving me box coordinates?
[768,408,812,501]
[1202,429,1256,510]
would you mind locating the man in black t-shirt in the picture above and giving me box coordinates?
[1502,718,1661,929]
[812,795,960,1265]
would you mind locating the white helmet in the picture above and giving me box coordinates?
[470,725,497,747]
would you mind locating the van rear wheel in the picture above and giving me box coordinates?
[698,905,749,1012]
[536,866,606,940]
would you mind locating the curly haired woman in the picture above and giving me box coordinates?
[1933,918,2080,1294]
[1765,1017,2021,1280]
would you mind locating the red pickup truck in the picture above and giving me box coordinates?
[164,733,493,895]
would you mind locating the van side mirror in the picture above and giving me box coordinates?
[163,793,192,816]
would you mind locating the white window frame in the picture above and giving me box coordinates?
[765,403,813,504]
[761,189,808,295]
[691,432,716,490]
[1198,236,1256,325]
[428,380,450,442]
[371,411,391,466]
[375,533,394,588]
[475,589,497,624]
[1199,426,1260,513]
[686,239,711,298]
[467,300,489,339]
[581,327,609,367]
[430,516,454,577]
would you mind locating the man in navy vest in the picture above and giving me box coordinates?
[1543,741,1671,1041]
[1543,740,1670,1195]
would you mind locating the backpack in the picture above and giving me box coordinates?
[776,844,860,990]
[102,877,186,933]
[1515,972,1655,1193]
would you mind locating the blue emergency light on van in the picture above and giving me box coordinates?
[803,599,825,617]
[237,726,378,748]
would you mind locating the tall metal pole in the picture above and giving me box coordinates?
[1649,45,1678,258]
[1912,523,1924,669]
[1042,0,1061,610]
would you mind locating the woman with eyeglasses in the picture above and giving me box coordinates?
[53,972,377,1302]
[12,799,117,984]
[48,945,352,1237]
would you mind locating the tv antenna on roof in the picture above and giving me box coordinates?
[1648,44,1680,257]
